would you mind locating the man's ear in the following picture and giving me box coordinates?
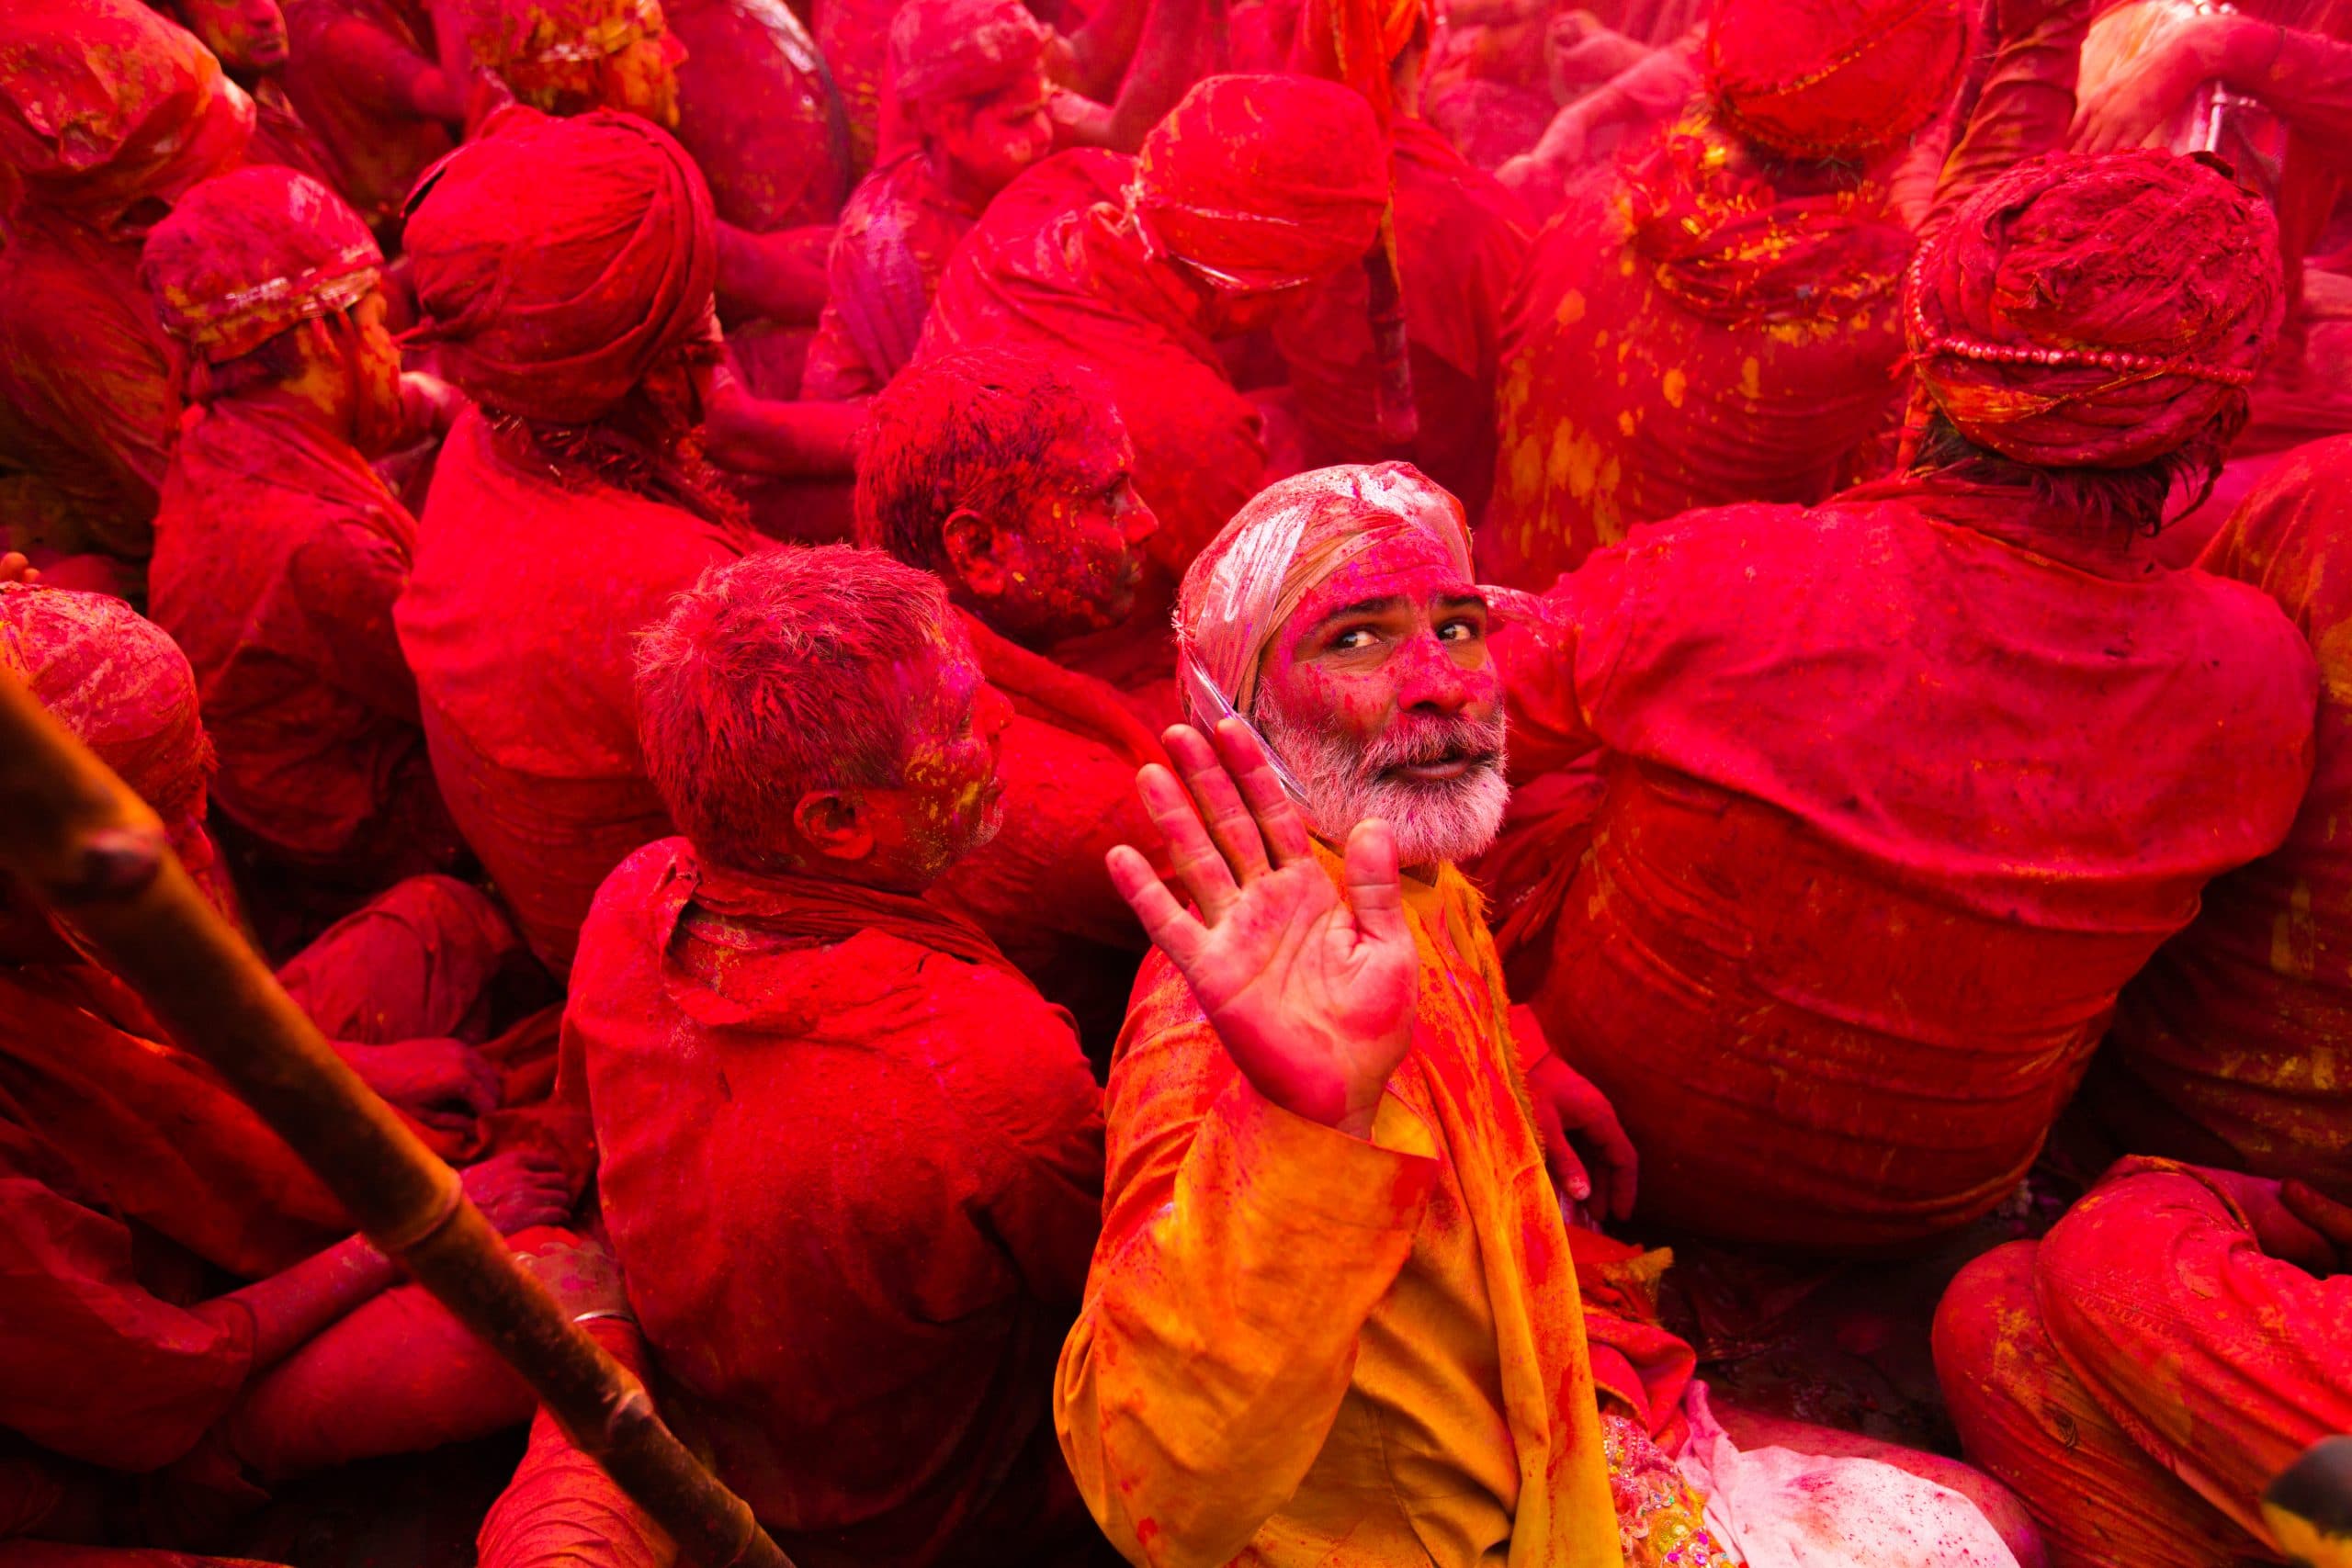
[940,507,1008,600]
[791,790,876,863]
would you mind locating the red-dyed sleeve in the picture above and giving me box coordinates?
[286,522,424,724]
[1927,0,2095,236]
[476,1324,678,1568]
[0,1170,255,1471]
[1054,965,1438,1568]
[2034,1162,2352,1545]
[2233,25,2352,168]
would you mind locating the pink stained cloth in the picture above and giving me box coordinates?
[2098,433,2352,1201]
[1483,124,1918,586]
[1272,118,1532,520]
[667,0,852,235]
[1493,483,2318,1249]
[563,838,1105,1566]
[139,164,382,365]
[1935,1162,2352,1566]
[393,406,755,975]
[801,146,978,400]
[149,397,462,885]
[274,0,457,233]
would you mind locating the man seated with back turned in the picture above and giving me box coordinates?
[478,547,1107,1568]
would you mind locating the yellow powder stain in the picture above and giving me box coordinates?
[1617,411,1636,436]
[2315,617,2352,705]
[2272,879,2318,980]
[1662,368,1687,409]
[1546,419,1611,503]
[1554,288,1587,327]
[1739,356,1762,400]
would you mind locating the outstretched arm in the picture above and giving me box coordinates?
[1058,721,1432,1565]
[1052,0,1226,152]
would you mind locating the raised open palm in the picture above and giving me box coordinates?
[1106,720,1419,1138]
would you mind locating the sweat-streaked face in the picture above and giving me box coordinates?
[1251,534,1508,872]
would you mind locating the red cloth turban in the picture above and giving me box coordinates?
[1176,461,1470,725]
[0,0,253,225]
[0,583,212,826]
[1705,0,1968,159]
[401,108,719,425]
[1131,73,1390,295]
[141,164,384,363]
[887,0,1048,107]
[1907,149,2282,468]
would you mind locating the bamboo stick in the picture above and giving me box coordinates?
[0,665,791,1568]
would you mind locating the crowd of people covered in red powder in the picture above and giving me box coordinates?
[4,0,2352,1558]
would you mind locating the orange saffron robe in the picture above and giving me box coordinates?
[1057,855,1624,1568]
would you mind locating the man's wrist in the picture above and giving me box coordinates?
[2211,14,2280,87]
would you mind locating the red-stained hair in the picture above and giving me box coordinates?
[633,545,952,870]
[854,345,1107,573]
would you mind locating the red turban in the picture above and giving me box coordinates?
[402,108,719,425]
[1131,74,1390,295]
[141,164,383,363]
[0,584,212,827]
[1907,149,2282,468]
[887,0,1048,106]
[0,0,254,225]
[1705,0,1968,159]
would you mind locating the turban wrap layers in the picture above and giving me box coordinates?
[1131,74,1391,295]
[141,165,385,364]
[886,0,1049,107]
[0,584,211,827]
[1907,149,2283,468]
[1176,461,1471,725]
[402,109,719,425]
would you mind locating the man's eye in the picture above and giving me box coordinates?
[1438,619,1483,643]
[1331,627,1379,651]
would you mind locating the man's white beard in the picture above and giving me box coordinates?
[1259,705,1510,870]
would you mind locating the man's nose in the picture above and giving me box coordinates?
[1395,631,1476,712]
[1120,493,1160,548]
[977,682,1016,742]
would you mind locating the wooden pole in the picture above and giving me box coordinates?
[0,666,792,1568]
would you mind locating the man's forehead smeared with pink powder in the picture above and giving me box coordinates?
[1174,461,1475,728]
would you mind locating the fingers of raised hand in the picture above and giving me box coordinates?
[1210,717,1314,866]
[1164,725,1276,889]
[1136,759,1244,924]
[1340,818,1408,947]
[1106,842,1211,971]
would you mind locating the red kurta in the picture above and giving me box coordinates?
[2097,434,2352,1201]
[1272,119,1532,522]
[1496,484,2317,1249]
[669,0,852,234]
[802,147,978,400]
[276,0,456,233]
[564,839,1105,1566]
[394,407,755,974]
[149,398,458,886]
[0,208,184,560]
[1935,1160,2352,1567]
[916,150,1268,591]
[1482,126,1915,586]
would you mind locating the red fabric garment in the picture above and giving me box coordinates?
[917,149,1262,612]
[403,108,721,426]
[395,408,753,974]
[925,612,1167,1052]
[0,0,254,560]
[564,838,1105,1566]
[813,0,893,169]
[1482,125,1917,585]
[1935,1162,2352,1565]
[668,0,852,237]
[887,0,1047,106]
[1493,484,2317,1249]
[274,873,526,1048]
[2097,434,2352,1201]
[140,165,381,366]
[275,0,456,233]
[801,147,978,400]
[1910,150,2282,470]
[150,398,461,884]
[1272,118,1532,519]
[0,1113,258,1474]
[243,78,345,197]
[1703,0,1968,159]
